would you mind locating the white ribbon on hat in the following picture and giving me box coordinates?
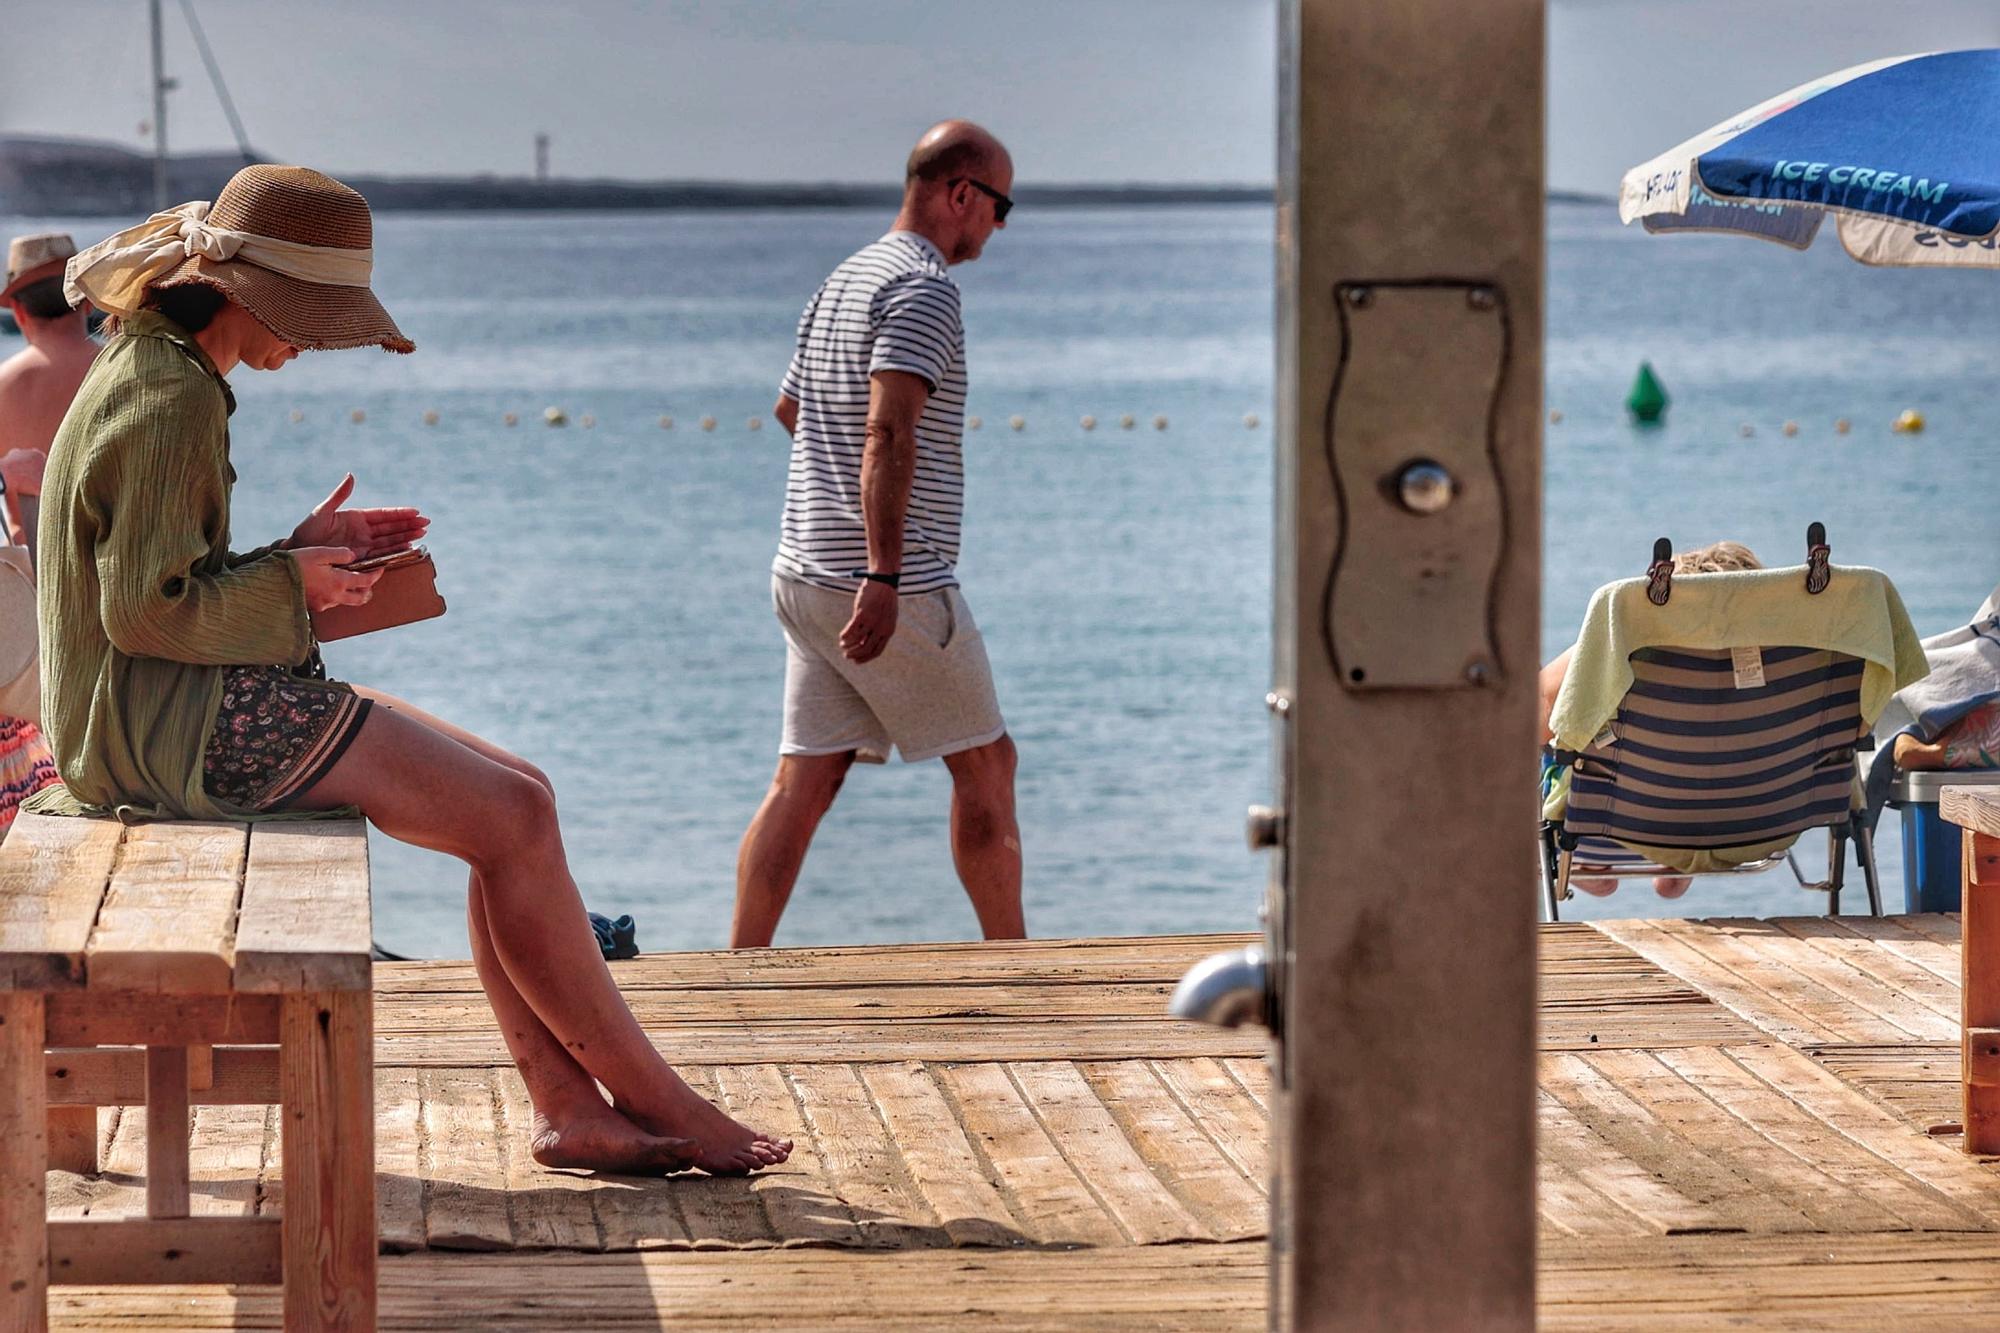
[63,201,375,317]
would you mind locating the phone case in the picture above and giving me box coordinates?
[310,548,447,641]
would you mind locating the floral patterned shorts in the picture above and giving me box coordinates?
[201,666,373,812]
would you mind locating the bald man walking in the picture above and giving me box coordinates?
[732,120,1023,948]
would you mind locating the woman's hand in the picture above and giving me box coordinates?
[288,474,428,560]
[0,448,47,498]
[292,546,383,613]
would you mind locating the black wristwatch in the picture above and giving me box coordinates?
[852,570,901,588]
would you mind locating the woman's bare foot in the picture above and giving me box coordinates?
[530,1105,699,1176]
[1653,875,1692,899]
[615,1078,794,1176]
[1571,876,1618,898]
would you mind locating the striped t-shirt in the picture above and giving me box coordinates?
[774,231,968,595]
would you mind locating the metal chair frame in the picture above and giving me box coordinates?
[1539,809,1881,922]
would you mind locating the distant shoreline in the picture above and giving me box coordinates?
[0,134,1614,217]
[0,134,1271,216]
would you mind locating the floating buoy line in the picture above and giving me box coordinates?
[1543,408,1933,438]
[292,407,1272,434]
[303,404,1941,440]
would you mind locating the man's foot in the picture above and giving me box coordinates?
[616,1080,795,1177]
[530,1106,698,1176]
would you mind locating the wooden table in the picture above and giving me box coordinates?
[1942,785,2000,1154]
[0,813,375,1331]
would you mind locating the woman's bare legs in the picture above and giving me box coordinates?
[300,691,790,1174]
[465,883,696,1172]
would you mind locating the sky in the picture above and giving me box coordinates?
[3,1,1998,193]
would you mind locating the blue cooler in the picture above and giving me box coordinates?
[1888,769,2000,913]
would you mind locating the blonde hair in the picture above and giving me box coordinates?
[1673,540,1762,574]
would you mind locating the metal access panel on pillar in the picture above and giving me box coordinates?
[1268,0,1542,1328]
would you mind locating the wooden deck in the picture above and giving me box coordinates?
[44,920,2000,1329]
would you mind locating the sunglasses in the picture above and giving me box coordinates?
[949,176,1014,223]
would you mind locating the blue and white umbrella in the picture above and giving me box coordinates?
[1621,49,2000,267]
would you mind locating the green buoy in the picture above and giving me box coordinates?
[1626,361,1668,425]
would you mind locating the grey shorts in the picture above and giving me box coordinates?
[772,574,1006,764]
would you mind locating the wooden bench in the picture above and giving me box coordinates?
[1942,785,2000,1155]
[0,812,375,1331]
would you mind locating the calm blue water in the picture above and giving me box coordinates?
[3,201,1995,950]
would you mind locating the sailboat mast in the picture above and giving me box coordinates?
[150,0,169,209]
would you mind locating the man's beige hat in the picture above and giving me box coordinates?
[64,165,412,353]
[2,233,78,301]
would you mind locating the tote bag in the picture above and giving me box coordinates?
[0,545,40,725]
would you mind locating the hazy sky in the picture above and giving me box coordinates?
[4,1,1998,193]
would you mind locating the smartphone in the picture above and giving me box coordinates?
[339,546,427,573]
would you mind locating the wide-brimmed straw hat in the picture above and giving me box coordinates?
[65,164,412,354]
[2,233,77,301]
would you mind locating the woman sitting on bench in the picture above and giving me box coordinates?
[35,165,790,1177]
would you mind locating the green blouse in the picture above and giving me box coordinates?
[27,312,314,821]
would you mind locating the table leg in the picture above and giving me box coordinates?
[145,1046,191,1218]
[1965,828,2000,1154]
[281,992,376,1331]
[46,1106,97,1175]
[1,993,49,1332]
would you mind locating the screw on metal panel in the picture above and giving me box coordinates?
[1342,285,1372,309]
[1466,661,1492,685]
[1467,286,1497,310]
[1395,460,1456,515]
[1264,690,1291,716]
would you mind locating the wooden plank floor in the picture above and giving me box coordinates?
[47,921,2000,1329]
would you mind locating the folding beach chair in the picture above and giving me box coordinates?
[1539,527,1906,922]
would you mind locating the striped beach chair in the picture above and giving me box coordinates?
[1539,535,1885,922]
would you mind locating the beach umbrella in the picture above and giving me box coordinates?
[1620,49,2000,267]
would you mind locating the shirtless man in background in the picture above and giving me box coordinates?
[0,234,97,543]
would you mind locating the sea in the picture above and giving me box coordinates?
[2,200,1995,955]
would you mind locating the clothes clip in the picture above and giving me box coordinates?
[1645,537,1673,606]
[1805,521,1831,595]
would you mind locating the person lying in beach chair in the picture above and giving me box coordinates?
[1537,529,1929,922]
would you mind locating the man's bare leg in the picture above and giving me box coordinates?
[301,697,790,1175]
[942,734,1025,939]
[731,752,855,948]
